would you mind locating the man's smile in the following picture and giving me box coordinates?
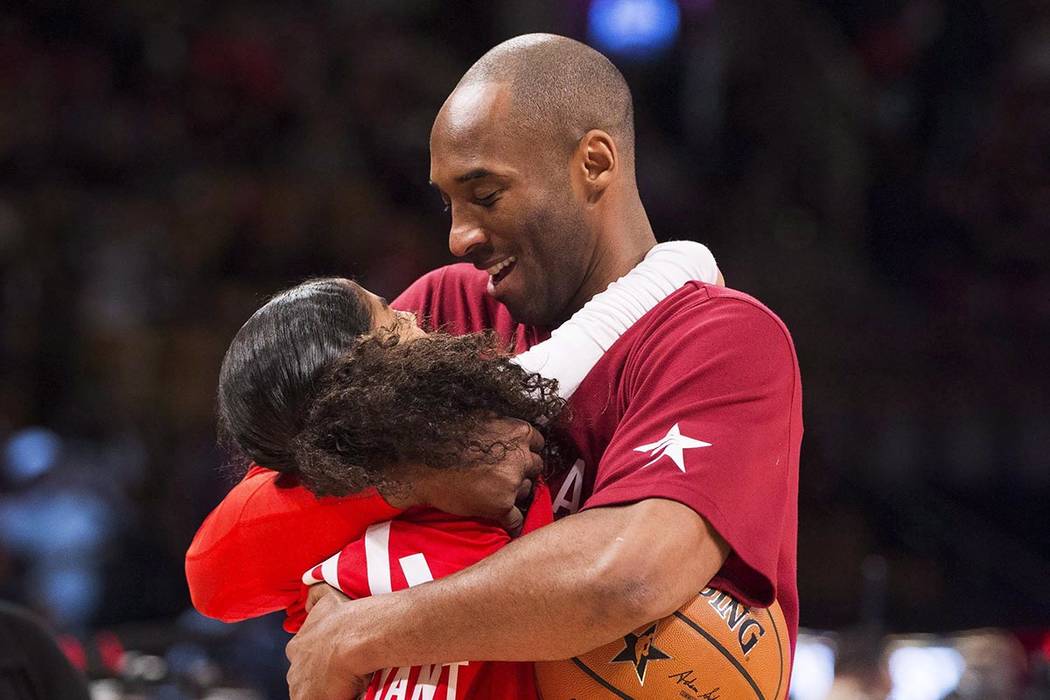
[486,256,519,294]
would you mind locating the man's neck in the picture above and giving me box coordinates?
[558,207,656,326]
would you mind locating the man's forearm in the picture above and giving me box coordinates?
[339,499,729,673]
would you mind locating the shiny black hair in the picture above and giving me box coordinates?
[217,278,371,473]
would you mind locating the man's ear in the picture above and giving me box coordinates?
[573,130,618,203]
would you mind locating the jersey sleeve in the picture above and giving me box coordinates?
[583,295,800,609]
[185,466,401,629]
[302,510,512,597]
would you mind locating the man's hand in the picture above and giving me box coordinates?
[305,583,340,614]
[417,417,544,536]
[287,589,371,700]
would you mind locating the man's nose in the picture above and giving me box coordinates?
[448,206,488,258]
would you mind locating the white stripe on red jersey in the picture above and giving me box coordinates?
[302,506,544,699]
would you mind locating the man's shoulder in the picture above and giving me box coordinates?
[630,282,797,362]
[649,282,789,332]
[695,283,791,334]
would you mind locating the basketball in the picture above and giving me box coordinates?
[536,588,791,700]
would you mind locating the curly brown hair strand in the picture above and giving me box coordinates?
[291,331,566,497]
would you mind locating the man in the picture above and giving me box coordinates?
[191,33,802,698]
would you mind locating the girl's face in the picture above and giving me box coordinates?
[355,284,427,342]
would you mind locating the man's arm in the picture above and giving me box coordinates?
[286,498,728,697]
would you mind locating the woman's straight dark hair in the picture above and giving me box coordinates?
[217,278,372,473]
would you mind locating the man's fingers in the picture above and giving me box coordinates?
[305,583,338,614]
[488,417,544,455]
[526,424,545,454]
[287,591,360,700]
[499,506,524,536]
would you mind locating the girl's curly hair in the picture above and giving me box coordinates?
[291,330,566,497]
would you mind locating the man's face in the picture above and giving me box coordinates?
[429,82,594,327]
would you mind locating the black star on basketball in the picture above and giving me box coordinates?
[609,623,672,686]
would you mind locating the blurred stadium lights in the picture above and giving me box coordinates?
[789,633,977,700]
[586,0,682,58]
[886,645,965,700]
[789,636,837,700]
[3,426,62,483]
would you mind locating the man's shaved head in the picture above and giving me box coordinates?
[457,33,635,166]
[430,34,650,327]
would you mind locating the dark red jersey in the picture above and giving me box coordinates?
[545,281,802,651]
[388,265,802,647]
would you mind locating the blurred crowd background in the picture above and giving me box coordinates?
[1,0,1048,698]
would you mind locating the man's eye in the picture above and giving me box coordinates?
[476,191,501,207]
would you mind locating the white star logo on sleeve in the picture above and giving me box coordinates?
[633,423,712,472]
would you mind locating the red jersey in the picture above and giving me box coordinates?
[302,509,544,699]
[185,467,401,626]
[187,263,801,653]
